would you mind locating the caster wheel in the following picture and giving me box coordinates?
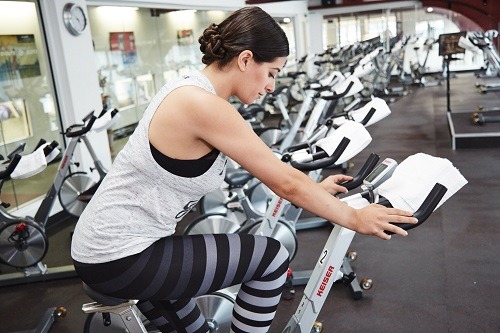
[346,251,357,262]
[311,321,323,332]
[360,278,373,290]
[54,306,67,318]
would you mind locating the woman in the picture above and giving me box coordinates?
[71,6,416,333]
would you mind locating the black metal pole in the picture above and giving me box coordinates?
[446,55,451,112]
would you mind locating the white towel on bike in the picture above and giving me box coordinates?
[316,121,372,165]
[348,97,391,127]
[377,153,467,212]
[332,75,364,97]
[92,110,120,133]
[10,146,47,179]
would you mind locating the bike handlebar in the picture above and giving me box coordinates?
[283,142,311,154]
[290,137,350,171]
[0,154,22,180]
[383,183,448,235]
[319,81,355,100]
[359,107,376,126]
[65,111,97,138]
[342,153,380,191]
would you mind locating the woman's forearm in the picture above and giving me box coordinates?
[270,167,359,232]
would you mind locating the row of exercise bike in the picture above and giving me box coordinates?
[1,59,469,332]
[235,31,465,152]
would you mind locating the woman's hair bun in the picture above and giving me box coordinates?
[198,23,226,65]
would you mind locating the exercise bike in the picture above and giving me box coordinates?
[79,147,466,332]
[0,109,116,287]
[58,107,119,217]
[409,37,443,88]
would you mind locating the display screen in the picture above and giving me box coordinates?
[438,32,466,56]
[364,163,389,183]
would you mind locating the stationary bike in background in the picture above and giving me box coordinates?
[409,37,443,88]
[58,107,119,217]
[0,109,117,286]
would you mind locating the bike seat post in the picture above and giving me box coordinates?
[82,300,148,333]
[82,283,147,333]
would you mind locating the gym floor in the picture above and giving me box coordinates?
[1,73,499,333]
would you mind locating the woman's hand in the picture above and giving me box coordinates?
[319,174,353,196]
[354,204,418,240]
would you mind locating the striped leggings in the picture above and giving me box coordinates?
[74,233,289,333]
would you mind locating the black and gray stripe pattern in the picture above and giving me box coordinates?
[74,233,289,332]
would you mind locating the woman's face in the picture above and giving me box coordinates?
[236,56,287,104]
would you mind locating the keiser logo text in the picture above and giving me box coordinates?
[272,198,284,217]
[316,265,334,297]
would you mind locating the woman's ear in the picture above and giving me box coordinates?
[237,50,253,72]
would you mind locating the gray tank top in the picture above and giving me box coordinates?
[71,71,227,263]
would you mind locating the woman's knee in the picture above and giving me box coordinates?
[265,237,290,273]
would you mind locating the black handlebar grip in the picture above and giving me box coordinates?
[321,81,355,100]
[66,114,97,138]
[291,137,350,171]
[385,183,447,235]
[0,154,22,179]
[359,107,376,126]
[342,153,380,191]
[284,142,310,154]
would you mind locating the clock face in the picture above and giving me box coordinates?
[63,3,87,36]
[70,6,86,32]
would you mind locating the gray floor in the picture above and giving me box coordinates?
[1,73,499,333]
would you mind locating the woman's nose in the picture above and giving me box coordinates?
[265,83,275,93]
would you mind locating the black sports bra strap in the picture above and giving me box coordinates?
[149,142,219,178]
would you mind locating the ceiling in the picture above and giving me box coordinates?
[245,0,499,32]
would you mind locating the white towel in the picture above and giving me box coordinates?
[316,121,372,165]
[10,147,47,179]
[44,144,60,164]
[92,110,120,133]
[378,153,468,212]
[332,75,364,97]
[349,97,391,127]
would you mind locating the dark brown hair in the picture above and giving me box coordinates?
[198,6,289,68]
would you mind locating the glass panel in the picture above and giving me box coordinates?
[0,0,63,211]
[339,16,361,46]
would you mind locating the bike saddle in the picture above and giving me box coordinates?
[224,168,254,187]
[82,283,129,306]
